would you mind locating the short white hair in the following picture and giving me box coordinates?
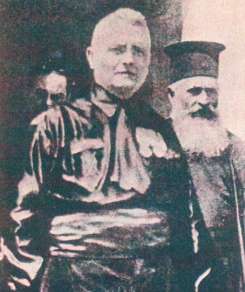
[90,8,150,47]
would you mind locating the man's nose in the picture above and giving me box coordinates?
[197,91,210,105]
[122,50,134,64]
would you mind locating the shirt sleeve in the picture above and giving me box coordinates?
[4,105,87,289]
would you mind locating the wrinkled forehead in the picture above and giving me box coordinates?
[91,13,151,49]
[38,71,67,92]
[170,76,218,92]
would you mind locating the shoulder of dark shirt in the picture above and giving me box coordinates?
[127,100,181,152]
[29,97,92,129]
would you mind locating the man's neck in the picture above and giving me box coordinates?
[91,84,129,117]
[91,84,136,116]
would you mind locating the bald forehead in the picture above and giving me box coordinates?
[90,9,151,47]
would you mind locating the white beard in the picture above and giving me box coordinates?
[173,116,230,158]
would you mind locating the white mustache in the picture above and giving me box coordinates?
[189,103,216,114]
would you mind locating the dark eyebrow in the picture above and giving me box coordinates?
[108,45,126,55]
[187,87,203,95]
[205,87,218,93]
[132,45,145,55]
[109,44,126,50]
[187,86,218,96]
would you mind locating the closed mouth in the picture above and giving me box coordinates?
[115,71,136,76]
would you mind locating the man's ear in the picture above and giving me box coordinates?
[86,46,94,70]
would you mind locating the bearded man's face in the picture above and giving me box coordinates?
[169,77,229,157]
[169,76,219,122]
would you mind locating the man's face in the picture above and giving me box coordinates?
[36,71,67,107]
[169,77,230,156]
[170,76,219,121]
[86,20,151,99]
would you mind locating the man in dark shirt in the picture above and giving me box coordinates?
[5,8,194,291]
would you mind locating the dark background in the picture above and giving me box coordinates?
[0,0,182,219]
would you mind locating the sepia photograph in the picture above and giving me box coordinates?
[0,0,244,291]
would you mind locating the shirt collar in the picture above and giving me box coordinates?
[91,85,119,118]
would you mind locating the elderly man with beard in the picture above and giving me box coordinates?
[165,41,245,292]
[3,8,195,292]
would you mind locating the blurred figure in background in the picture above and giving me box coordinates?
[29,51,71,122]
[35,71,67,108]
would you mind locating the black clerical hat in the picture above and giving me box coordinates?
[164,41,225,83]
